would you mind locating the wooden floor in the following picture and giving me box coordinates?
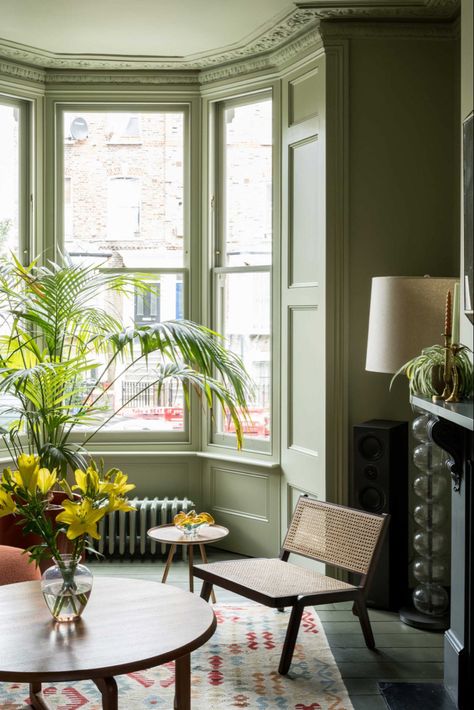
[88,549,444,710]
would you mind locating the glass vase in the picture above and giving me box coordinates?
[41,554,93,622]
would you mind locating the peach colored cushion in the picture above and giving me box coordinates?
[0,545,41,585]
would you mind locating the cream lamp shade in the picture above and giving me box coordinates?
[366,276,456,374]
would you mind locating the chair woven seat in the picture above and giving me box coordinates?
[194,557,356,601]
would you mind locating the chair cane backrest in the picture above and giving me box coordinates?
[282,497,387,576]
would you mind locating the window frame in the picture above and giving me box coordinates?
[54,102,194,448]
[210,91,274,455]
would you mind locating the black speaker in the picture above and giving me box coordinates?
[351,419,409,611]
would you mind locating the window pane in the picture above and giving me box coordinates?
[0,104,20,259]
[62,109,186,434]
[63,110,184,268]
[0,102,21,432]
[69,271,185,434]
[223,99,272,267]
[218,271,271,440]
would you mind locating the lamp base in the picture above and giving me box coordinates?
[399,605,449,631]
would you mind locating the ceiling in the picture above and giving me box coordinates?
[0,0,294,58]
[0,0,459,71]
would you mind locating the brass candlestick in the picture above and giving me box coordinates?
[445,344,461,403]
[432,289,461,403]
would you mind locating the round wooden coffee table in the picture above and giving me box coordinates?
[0,577,216,710]
[147,524,229,603]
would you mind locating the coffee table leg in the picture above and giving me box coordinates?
[188,544,194,592]
[199,544,217,603]
[94,676,118,710]
[162,543,177,583]
[29,683,50,710]
[174,653,191,710]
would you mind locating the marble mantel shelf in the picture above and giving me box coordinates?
[411,395,474,431]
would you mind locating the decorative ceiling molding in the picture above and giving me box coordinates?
[294,0,459,20]
[0,7,320,72]
[200,28,323,85]
[42,28,322,87]
[320,19,459,40]
[0,59,45,85]
[44,71,201,86]
[0,1,458,76]
[0,0,459,88]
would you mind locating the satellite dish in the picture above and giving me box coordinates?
[70,117,88,140]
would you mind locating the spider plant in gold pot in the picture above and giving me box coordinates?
[390,343,473,400]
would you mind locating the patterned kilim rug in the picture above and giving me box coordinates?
[0,604,353,709]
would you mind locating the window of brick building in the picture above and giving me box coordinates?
[213,95,272,448]
[61,109,186,435]
[0,97,29,431]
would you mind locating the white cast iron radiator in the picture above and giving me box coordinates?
[89,496,195,558]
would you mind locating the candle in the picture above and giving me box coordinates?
[444,289,452,338]
[452,282,460,344]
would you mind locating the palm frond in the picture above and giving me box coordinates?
[0,256,254,468]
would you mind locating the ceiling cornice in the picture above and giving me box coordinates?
[320,18,459,40]
[0,1,459,76]
[0,7,320,73]
[294,0,459,20]
[0,58,45,84]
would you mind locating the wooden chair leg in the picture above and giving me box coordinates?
[200,580,213,602]
[278,602,304,675]
[353,597,375,649]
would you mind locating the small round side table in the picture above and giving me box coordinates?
[147,524,229,603]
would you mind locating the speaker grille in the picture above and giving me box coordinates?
[358,434,384,461]
[358,485,386,513]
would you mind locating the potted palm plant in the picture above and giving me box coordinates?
[0,254,252,472]
[0,254,253,553]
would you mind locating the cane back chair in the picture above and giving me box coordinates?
[193,496,389,675]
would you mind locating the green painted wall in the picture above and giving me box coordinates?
[347,34,459,431]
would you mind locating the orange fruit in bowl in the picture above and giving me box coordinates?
[173,510,215,527]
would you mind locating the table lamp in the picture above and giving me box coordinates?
[366,275,456,630]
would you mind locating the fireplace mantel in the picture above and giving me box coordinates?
[411,395,473,710]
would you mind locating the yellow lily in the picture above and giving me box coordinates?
[73,467,98,496]
[0,489,17,518]
[56,499,107,540]
[37,468,57,495]
[73,466,111,497]
[16,453,40,493]
[109,471,135,497]
[107,495,136,513]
